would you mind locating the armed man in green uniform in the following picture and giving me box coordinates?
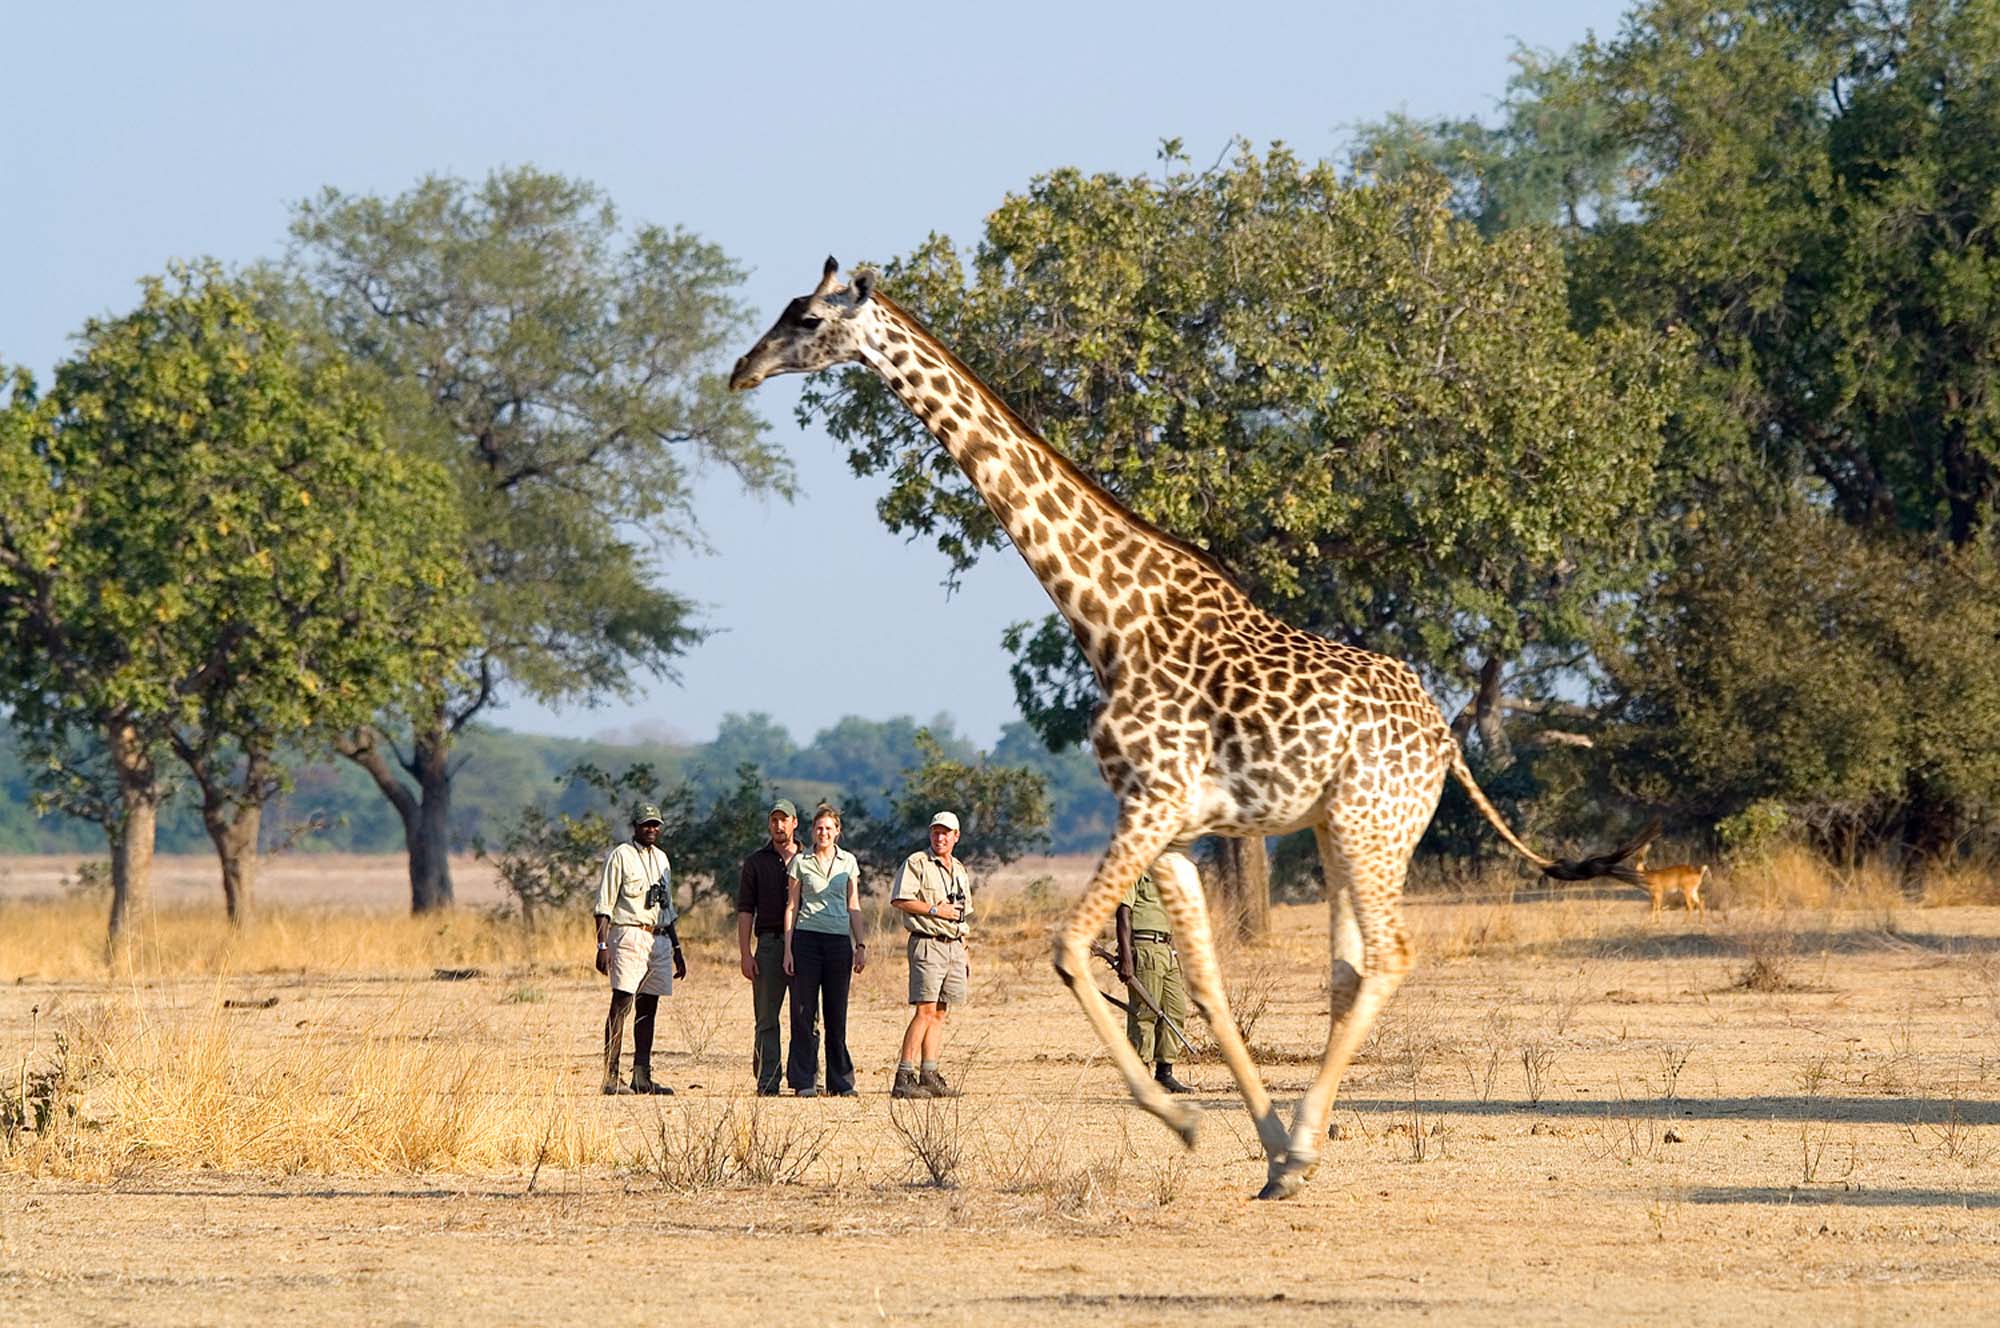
[1114,870,1192,1094]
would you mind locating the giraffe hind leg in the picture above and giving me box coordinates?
[1150,849,1288,1169]
[1264,811,1422,1200]
[1053,826,1200,1148]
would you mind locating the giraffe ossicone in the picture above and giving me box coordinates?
[731,259,1657,1199]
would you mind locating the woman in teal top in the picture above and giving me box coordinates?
[783,805,866,1095]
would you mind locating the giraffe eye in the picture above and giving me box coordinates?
[796,314,823,330]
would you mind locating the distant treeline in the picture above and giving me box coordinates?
[0,713,1114,859]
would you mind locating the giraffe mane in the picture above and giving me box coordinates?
[871,291,1250,597]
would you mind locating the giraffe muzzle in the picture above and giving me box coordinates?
[727,356,763,392]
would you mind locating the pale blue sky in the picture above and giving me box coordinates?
[3,0,1631,749]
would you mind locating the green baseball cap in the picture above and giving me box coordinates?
[631,802,664,826]
[770,798,798,819]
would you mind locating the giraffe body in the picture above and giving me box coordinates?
[731,259,1650,1197]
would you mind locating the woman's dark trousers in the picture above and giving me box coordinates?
[787,930,854,1094]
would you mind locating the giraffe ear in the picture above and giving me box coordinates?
[852,271,874,305]
[815,256,840,295]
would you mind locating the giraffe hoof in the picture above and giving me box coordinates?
[1255,1153,1317,1201]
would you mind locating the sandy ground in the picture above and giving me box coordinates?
[4,856,2000,1326]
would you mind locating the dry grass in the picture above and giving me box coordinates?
[2,987,617,1180]
[0,894,585,980]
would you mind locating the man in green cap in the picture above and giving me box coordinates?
[736,797,800,1095]
[593,802,685,1094]
[1115,870,1192,1094]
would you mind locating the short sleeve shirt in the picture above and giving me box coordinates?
[891,850,971,940]
[788,848,860,936]
[1121,872,1172,937]
[595,841,676,929]
[738,841,795,934]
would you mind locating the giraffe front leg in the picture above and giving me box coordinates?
[1054,836,1200,1149]
[1151,851,1288,1171]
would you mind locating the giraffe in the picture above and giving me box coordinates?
[729,258,1655,1198]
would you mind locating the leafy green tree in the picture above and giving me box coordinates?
[33,267,470,924]
[1566,0,2000,546]
[805,145,1682,764]
[839,730,1049,880]
[1597,502,2000,858]
[0,367,176,940]
[286,166,789,912]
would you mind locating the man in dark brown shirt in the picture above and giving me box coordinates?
[737,798,799,1095]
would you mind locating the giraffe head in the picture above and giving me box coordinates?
[728,256,877,391]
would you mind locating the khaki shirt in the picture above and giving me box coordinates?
[594,841,676,929]
[892,850,971,940]
[1121,872,1172,937]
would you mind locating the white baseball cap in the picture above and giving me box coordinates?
[929,811,960,832]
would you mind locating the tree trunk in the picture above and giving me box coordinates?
[201,798,261,927]
[104,718,159,949]
[410,726,454,913]
[1471,655,1513,770]
[1213,837,1271,940]
[338,712,455,914]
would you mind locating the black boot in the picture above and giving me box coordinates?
[630,994,671,1093]
[1155,1063,1193,1094]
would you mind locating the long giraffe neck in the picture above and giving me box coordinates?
[859,296,1237,682]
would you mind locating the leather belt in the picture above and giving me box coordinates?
[621,921,664,934]
[1131,930,1172,944]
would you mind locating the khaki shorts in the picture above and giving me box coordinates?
[907,935,968,1006]
[608,924,674,997]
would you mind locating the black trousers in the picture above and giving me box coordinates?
[787,930,854,1093]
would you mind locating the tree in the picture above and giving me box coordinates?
[1596,501,2000,859]
[840,730,1049,880]
[287,166,790,912]
[804,145,1682,766]
[0,369,169,943]
[1566,0,2000,547]
[3,266,473,927]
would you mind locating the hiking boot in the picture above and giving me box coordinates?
[795,1086,818,1098]
[1154,1064,1193,1095]
[917,1067,958,1099]
[891,1066,931,1100]
[631,1072,674,1095]
[601,1080,635,1096]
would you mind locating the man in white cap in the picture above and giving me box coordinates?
[593,802,685,1094]
[889,810,972,1099]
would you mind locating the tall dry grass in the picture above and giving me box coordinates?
[0,895,595,980]
[2,990,617,1180]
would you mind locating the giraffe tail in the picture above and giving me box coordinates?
[1444,741,1660,886]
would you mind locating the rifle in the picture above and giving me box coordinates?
[1090,944,1198,1059]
